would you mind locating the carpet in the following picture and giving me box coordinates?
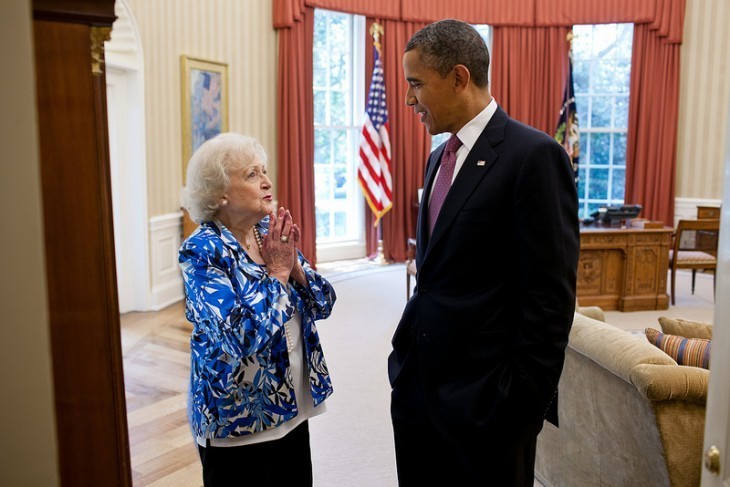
[310,264,403,487]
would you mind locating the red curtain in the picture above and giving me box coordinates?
[624,23,681,225]
[491,26,570,135]
[275,7,318,263]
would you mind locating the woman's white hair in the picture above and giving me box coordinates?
[181,132,268,223]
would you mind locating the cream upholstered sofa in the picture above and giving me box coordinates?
[535,311,709,487]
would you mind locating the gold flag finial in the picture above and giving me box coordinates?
[370,22,384,53]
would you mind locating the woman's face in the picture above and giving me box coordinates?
[221,156,274,221]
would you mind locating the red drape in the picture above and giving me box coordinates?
[276,7,318,263]
[624,22,681,225]
[491,26,570,135]
[273,0,687,260]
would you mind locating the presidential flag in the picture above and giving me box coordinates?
[555,52,580,185]
[358,41,393,226]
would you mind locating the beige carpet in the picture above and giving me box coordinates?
[310,261,714,487]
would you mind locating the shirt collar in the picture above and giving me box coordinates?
[454,97,497,153]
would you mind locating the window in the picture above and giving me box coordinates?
[572,24,633,219]
[431,25,492,151]
[313,10,366,261]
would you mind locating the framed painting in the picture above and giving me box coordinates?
[180,55,229,182]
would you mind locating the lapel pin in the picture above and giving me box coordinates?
[477,160,486,166]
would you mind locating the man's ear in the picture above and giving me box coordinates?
[452,64,471,93]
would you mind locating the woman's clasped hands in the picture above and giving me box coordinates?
[261,207,306,286]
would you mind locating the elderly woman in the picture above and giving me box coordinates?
[179,132,336,486]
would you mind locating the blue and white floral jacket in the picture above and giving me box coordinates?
[179,219,336,439]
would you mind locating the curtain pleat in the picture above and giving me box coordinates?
[491,26,570,135]
[625,23,681,225]
[276,8,318,263]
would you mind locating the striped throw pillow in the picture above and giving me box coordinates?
[645,328,711,369]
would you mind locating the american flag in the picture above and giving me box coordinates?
[358,45,393,225]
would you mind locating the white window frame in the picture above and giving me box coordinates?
[313,10,367,262]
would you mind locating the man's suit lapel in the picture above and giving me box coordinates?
[422,106,510,261]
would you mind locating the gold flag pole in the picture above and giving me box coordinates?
[368,22,390,266]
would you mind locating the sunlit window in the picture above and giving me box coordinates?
[573,23,633,218]
[313,9,366,261]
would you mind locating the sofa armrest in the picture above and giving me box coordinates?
[576,305,605,322]
[570,312,676,383]
[631,363,709,404]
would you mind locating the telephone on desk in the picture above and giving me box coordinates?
[587,204,642,226]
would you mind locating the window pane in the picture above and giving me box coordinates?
[330,91,346,125]
[614,95,629,128]
[592,133,610,165]
[588,168,608,200]
[573,60,589,94]
[577,173,587,200]
[612,133,627,167]
[576,95,589,129]
[591,96,611,128]
[315,166,332,201]
[314,128,331,164]
[316,209,330,236]
[334,166,348,199]
[611,169,625,200]
[615,59,632,93]
[334,211,347,236]
[592,24,618,58]
[594,60,618,92]
[314,90,327,125]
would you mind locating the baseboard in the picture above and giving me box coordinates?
[149,211,184,310]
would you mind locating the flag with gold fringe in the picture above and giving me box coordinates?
[358,24,393,226]
[555,34,580,185]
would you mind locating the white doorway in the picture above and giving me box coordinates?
[701,85,730,485]
[105,0,150,312]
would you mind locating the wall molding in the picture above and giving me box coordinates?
[674,197,722,225]
[149,211,183,310]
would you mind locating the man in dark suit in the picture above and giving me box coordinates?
[389,19,580,486]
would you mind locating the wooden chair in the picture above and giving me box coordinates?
[669,219,720,305]
[406,237,417,299]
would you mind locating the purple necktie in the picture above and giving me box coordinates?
[428,134,462,235]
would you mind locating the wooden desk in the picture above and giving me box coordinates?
[577,223,672,311]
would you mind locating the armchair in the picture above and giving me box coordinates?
[669,219,719,305]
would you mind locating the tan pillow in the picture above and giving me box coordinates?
[645,328,711,369]
[658,316,713,340]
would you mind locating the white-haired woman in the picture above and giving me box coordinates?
[179,132,336,486]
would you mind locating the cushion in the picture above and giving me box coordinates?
[658,316,713,340]
[670,249,717,265]
[645,328,711,369]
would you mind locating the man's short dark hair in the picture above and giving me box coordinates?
[405,19,490,88]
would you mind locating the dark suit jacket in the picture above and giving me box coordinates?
[389,105,579,439]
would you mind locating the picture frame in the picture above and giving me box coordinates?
[180,55,229,182]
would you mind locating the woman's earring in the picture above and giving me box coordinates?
[221,198,228,206]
